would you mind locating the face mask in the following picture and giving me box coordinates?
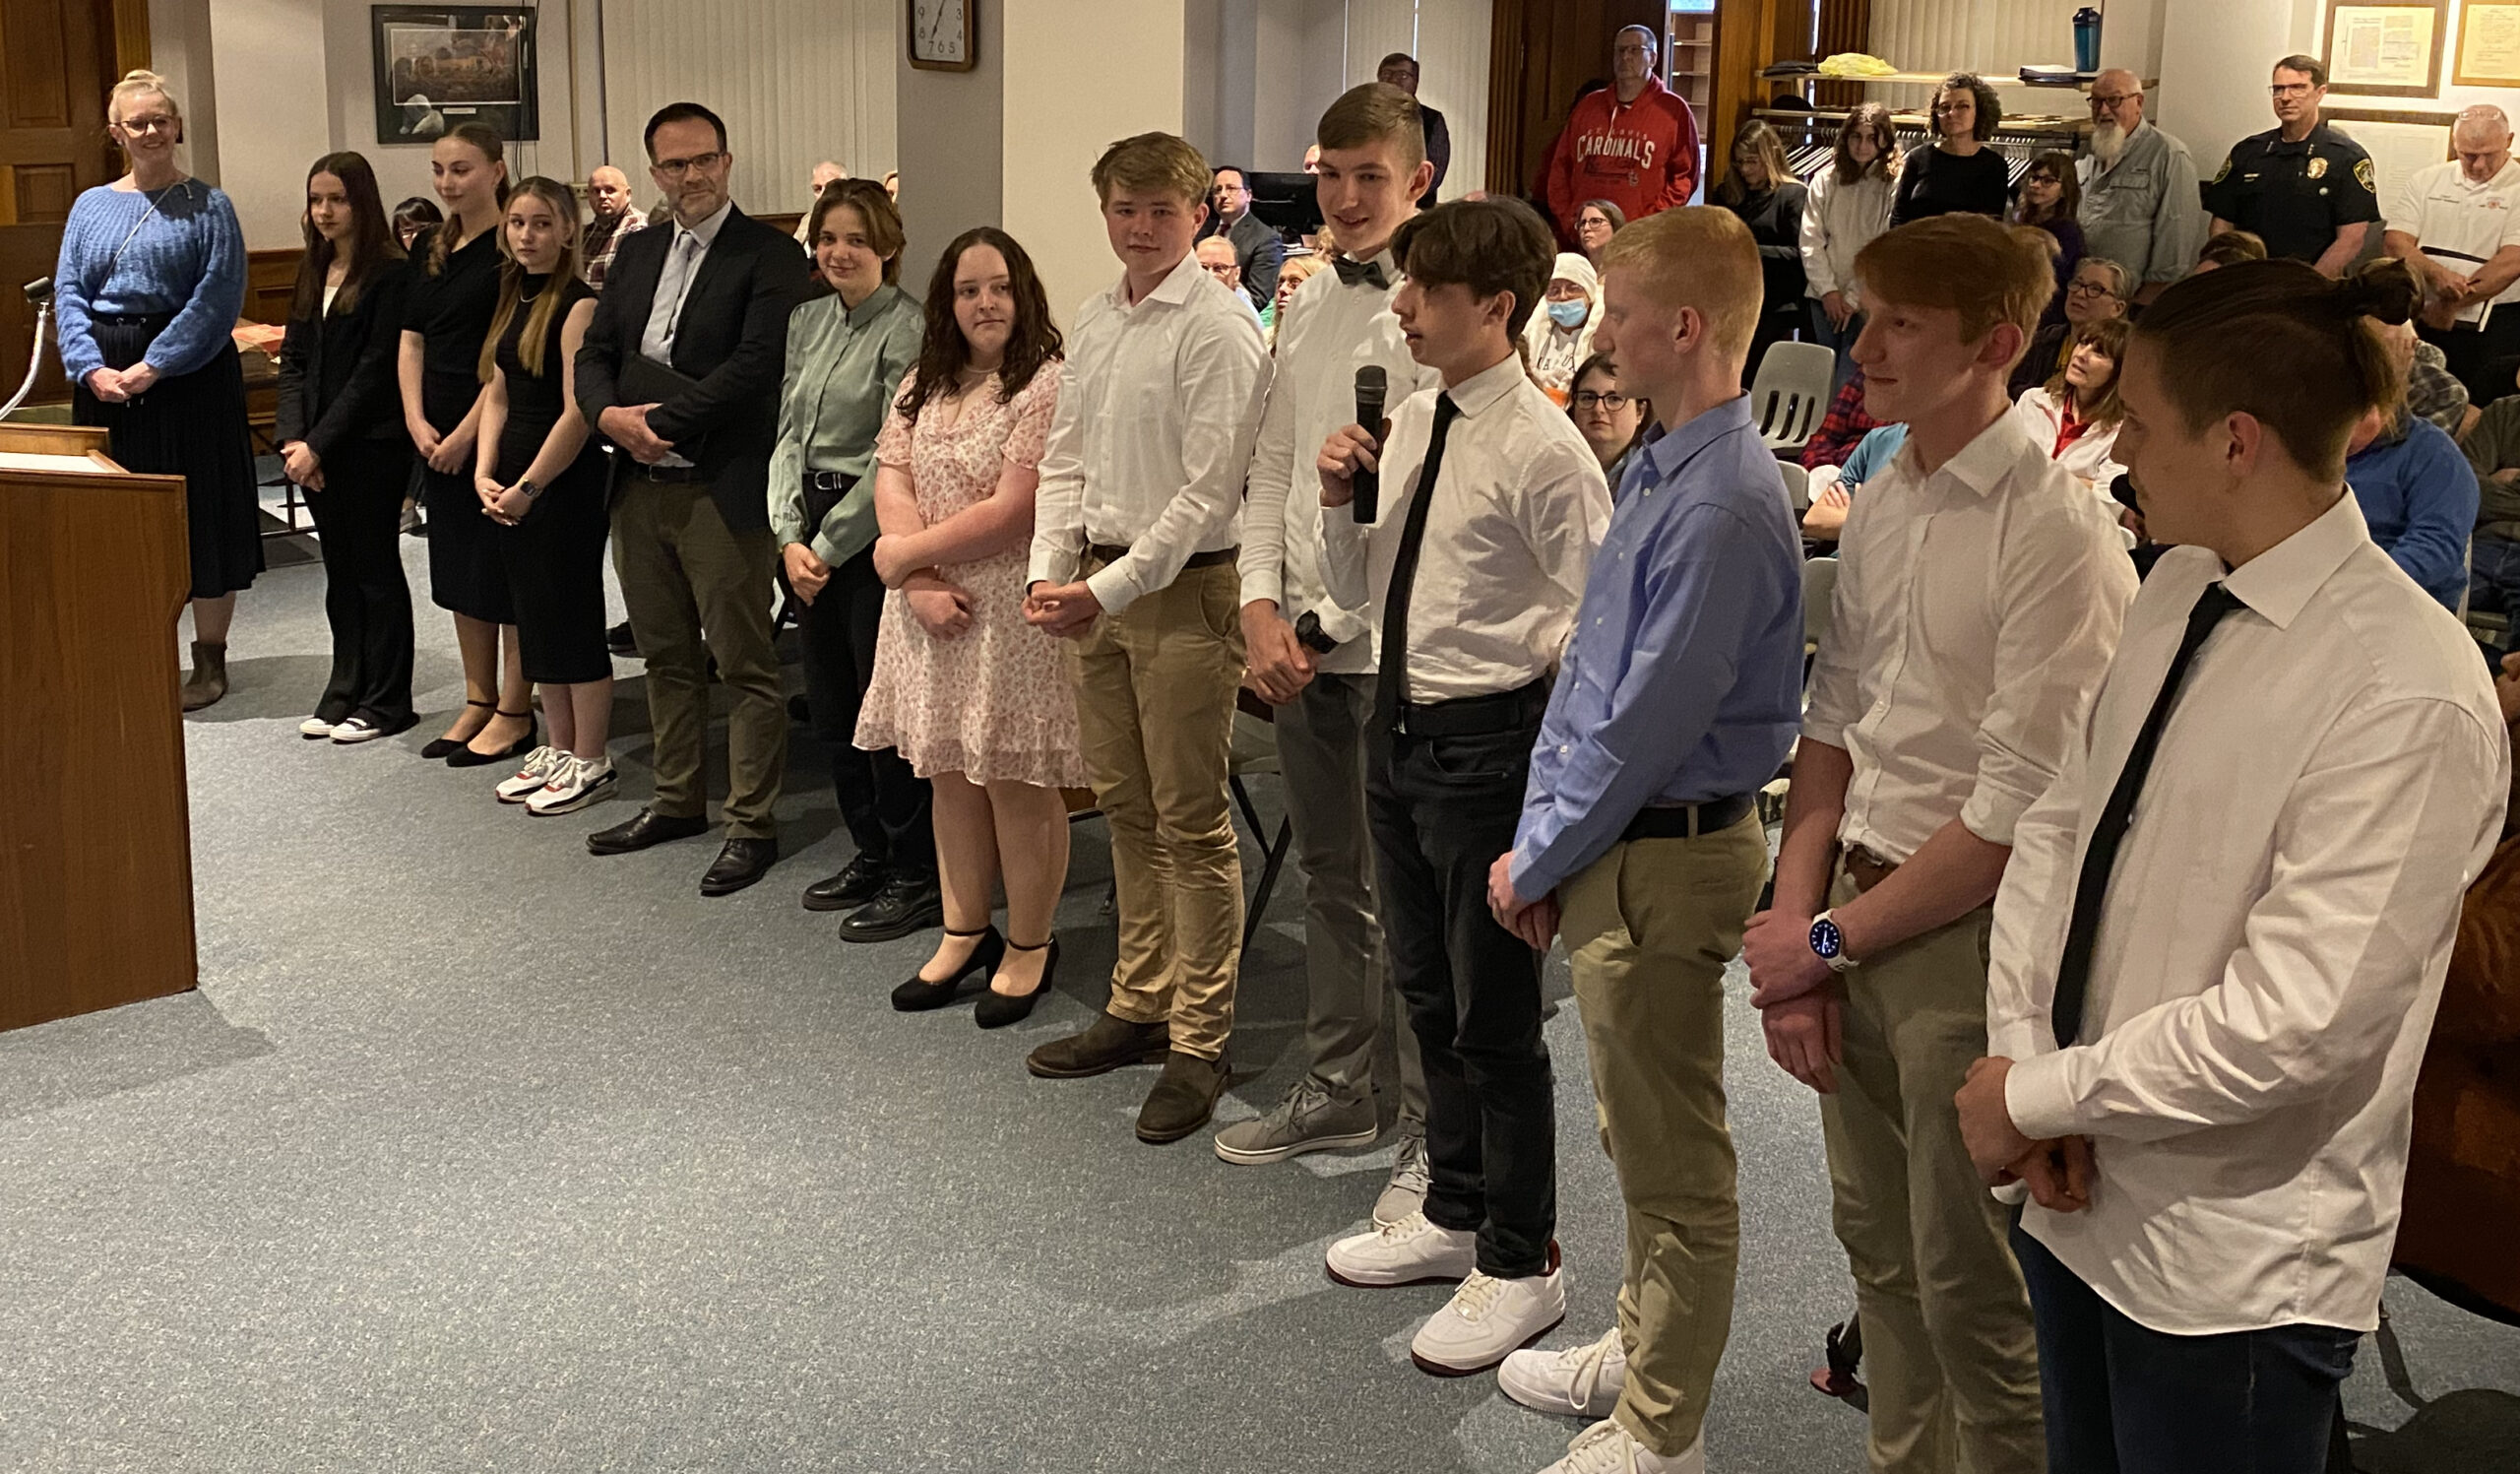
[1546,299,1590,330]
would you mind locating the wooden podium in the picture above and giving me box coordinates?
[0,421,199,1031]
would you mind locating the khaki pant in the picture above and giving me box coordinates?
[1560,815,1770,1458]
[610,476,786,839]
[1069,559,1244,1059]
[1820,866,2045,1474]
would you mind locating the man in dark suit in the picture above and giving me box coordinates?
[576,100,811,895]
[1198,165,1284,313]
[1376,53,1450,209]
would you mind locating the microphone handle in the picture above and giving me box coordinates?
[1352,405,1383,524]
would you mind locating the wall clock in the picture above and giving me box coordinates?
[909,0,976,72]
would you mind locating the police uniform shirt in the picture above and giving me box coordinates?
[2202,121,2381,265]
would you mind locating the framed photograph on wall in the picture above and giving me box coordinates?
[2322,0,2450,97]
[2454,0,2520,88]
[371,7,540,143]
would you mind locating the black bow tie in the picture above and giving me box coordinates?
[1332,256,1389,289]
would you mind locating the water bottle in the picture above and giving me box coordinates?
[2073,7,2103,73]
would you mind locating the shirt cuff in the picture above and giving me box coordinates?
[1239,563,1284,609]
[1084,560,1139,615]
[2005,1050,2084,1142]
[1960,779,2041,849]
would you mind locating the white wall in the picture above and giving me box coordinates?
[205,0,337,244]
[895,0,1005,289]
[1253,0,1352,174]
[148,0,221,189]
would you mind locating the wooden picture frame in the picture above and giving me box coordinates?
[2321,0,2450,98]
[2454,0,2520,88]
[907,0,976,72]
[369,7,539,143]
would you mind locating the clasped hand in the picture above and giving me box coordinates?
[1955,1056,2093,1214]
[474,475,533,526]
[83,362,159,404]
[1241,605,1316,706]
[1483,855,1559,951]
[1023,581,1102,638]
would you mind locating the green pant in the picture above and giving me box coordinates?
[1560,814,1769,1457]
[1819,866,2045,1474]
[610,476,786,840]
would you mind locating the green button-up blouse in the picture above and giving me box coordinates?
[767,281,923,565]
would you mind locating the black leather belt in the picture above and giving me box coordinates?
[92,311,175,329]
[1392,677,1550,738]
[625,461,707,483]
[1621,793,1756,842]
[805,469,856,492]
[1086,542,1237,570]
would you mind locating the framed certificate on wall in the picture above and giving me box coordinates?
[2455,0,2520,87]
[2322,0,2450,97]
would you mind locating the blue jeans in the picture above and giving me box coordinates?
[1803,298,1865,393]
[2470,534,2520,657]
[2013,1224,2359,1474]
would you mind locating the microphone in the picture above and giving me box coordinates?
[1351,365,1386,523]
[23,277,53,304]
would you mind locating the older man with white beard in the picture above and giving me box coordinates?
[2076,71,2206,306]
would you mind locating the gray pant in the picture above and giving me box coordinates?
[1275,671,1425,1126]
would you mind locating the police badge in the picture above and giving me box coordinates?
[2307,156,2328,180]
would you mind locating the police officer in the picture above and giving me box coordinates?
[2204,53,2381,277]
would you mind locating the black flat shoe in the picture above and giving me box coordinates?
[420,699,495,760]
[700,837,779,896]
[802,855,888,912]
[586,807,709,856]
[445,709,536,768]
[976,937,1059,1030]
[891,928,1006,1012]
[839,874,946,943]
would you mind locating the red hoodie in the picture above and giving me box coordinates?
[1543,77,1702,245]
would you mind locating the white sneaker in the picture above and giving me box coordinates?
[330,715,391,743]
[1537,1418,1704,1474]
[1502,1326,1628,1419]
[299,715,337,739]
[528,756,616,815]
[1374,1129,1430,1228]
[1325,1210,1478,1288]
[1410,1253,1565,1376]
[495,745,567,802]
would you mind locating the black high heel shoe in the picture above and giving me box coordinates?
[976,937,1059,1030]
[891,927,1005,1012]
[420,699,496,760]
[445,709,537,769]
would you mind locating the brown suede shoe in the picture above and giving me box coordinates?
[1136,1051,1229,1144]
[1024,1009,1171,1079]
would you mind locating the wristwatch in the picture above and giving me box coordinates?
[1809,910,1858,974]
[517,478,541,501]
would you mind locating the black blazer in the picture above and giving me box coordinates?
[574,205,810,534]
[275,256,414,465]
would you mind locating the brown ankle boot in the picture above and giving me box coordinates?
[1024,1008,1170,1079]
[1136,1050,1230,1143]
[180,641,228,712]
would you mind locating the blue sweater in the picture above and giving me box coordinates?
[2345,415,2480,611]
[53,179,247,382]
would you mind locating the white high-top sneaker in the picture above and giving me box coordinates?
[1409,1249,1565,1376]
[1324,1210,1478,1288]
[495,745,567,802]
[1501,1325,1628,1418]
[1538,1418,1705,1474]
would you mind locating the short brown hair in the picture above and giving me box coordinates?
[2198,229,2268,269]
[1091,132,1210,210]
[1317,82,1425,170]
[2275,53,2327,88]
[1931,72,2002,143]
[1599,205,1762,362]
[2132,258,2409,481]
[1855,215,2053,361]
[809,177,906,284]
[1392,198,1556,339]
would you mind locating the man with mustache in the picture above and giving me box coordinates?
[2074,71,2205,308]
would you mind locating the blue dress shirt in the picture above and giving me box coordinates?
[1510,394,1806,898]
[2345,415,2480,611]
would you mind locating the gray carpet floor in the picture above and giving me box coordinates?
[5,510,2517,1473]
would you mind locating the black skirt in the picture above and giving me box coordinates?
[421,461,516,624]
[494,456,611,684]
[72,318,263,601]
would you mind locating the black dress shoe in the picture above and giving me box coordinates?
[976,937,1059,1030]
[420,699,496,760]
[802,855,889,912]
[891,928,1006,1011]
[700,837,779,896]
[586,808,708,856]
[605,619,639,657]
[838,873,946,942]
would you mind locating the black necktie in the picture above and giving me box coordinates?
[2049,582,2246,1047]
[1373,392,1463,736]
[1333,255,1390,290]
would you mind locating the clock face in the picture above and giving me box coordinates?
[913,0,968,63]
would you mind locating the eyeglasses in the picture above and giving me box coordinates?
[2269,83,2315,97]
[2087,93,2138,110]
[1932,100,1971,114]
[652,151,724,178]
[115,115,177,135]
[1573,391,1630,411]
[2066,279,2115,297]
[2028,173,2060,187]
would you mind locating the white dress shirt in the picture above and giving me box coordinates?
[2010,387,2126,502]
[1026,249,1271,614]
[2388,159,2520,325]
[1317,352,1610,702]
[1239,247,1438,673]
[636,199,731,469]
[1804,411,2138,861]
[1990,493,2510,1335]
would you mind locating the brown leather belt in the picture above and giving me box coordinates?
[1843,844,1900,895]
[1086,542,1237,570]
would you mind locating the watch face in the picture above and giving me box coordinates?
[1810,918,1843,960]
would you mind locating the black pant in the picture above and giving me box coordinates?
[798,547,934,879]
[2015,1224,2359,1473]
[304,440,416,727]
[2420,315,2520,408]
[1365,712,1554,1279]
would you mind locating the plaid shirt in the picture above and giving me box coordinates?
[2407,339,2472,437]
[582,207,650,292]
[1801,371,1884,471]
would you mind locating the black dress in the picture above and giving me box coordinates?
[490,276,610,684]
[1727,181,1810,383]
[1889,146,2013,226]
[402,224,511,623]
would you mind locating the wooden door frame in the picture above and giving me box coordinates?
[112,0,150,75]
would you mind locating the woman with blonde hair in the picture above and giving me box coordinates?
[1522,251,1600,403]
[472,178,612,814]
[1802,102,1898,387]
[54,70,258,710]
[1267,253,1329,348]
[1717,118,1810,384]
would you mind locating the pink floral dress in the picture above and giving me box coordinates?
[853,367,1089,788]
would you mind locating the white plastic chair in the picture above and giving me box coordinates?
[1776,460,1811,515]
[1750,341,1836,455]
[1802,555,1841,664]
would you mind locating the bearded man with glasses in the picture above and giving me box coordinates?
[2074,70,2205,308]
